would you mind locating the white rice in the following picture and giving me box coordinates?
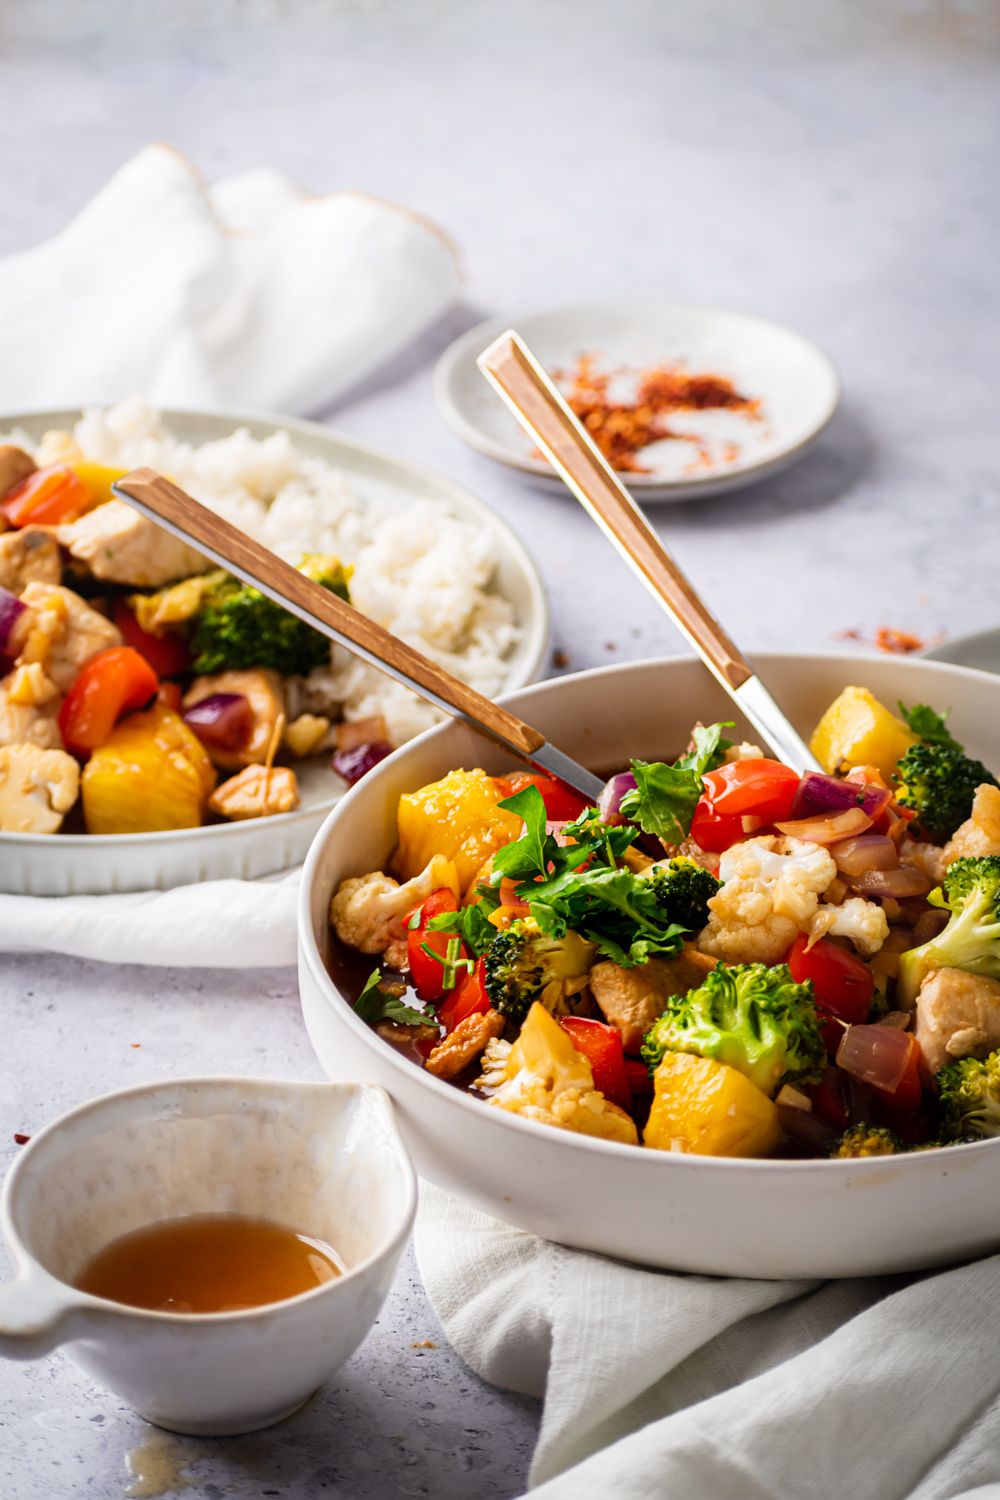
[25,397,521,745]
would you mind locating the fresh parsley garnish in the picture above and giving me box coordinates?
[898,702,963,753]
[426,889,501,956]
[620,722,733,845]
[482,784,684,966]
[354,970,429,1027]
[418,935,474,990]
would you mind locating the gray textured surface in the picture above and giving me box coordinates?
[1,3,998,1497]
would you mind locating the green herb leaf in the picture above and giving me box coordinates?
[898,702,963,753]
[620,722,733,845]
[354,970,429,1027]
[427,890,501,956]
[491,785,550,880]
[418,936,475,991]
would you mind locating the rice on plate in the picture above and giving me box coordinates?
[25,397,520,747]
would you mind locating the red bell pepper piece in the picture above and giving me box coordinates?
[58,647,159,756]
[624,1057,654,1097]
[502,771,589,822]
[405,888,461,1000]
[112,601,190,678]
[438,956,490,1033]
[3,465,90,527]
[559,1016,632,1110]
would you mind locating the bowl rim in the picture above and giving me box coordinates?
[1,1074,417,1322]
[0,401,550,847]
[299,649,1000,1176]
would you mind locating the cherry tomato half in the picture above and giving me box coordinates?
[689,798,746,853]
[503,772,589,822]
[701,759,801,822]
[787,933,874,1055]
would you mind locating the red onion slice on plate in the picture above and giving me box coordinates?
[790,773,891,823]
[847,866,930,899]
[598,771,636,821]
[775,806,872,844]
[332,740,393,786]
[0,586,27,658]
[183,693,254,751]
[830,833,898,876]
[836,1023,914,1093]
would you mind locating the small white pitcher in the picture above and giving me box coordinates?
[0,1076,416,1435]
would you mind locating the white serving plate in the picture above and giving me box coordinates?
[926,627,1000,677]
[0,407,549,895]
[300,652,1000,1279]
[434,303,840,502]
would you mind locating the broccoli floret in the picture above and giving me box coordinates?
[483,918,596,1022]
[894,742,998,843]
[829,1124,901,1158]
[646,858,721,932]
[937,1049,1000,1141]
[897,856,1000,1006]
[191,555,351,675]
[640,961,824,1097]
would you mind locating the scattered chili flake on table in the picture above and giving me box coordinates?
[551,354,762,473]
[411,1339,437,1350]
[13,1133,30,1145]
[835,626,945,655]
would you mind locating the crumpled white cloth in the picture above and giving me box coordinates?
[415,1184,1000,1500]
[0,142,460,414]
[0,871,300,968]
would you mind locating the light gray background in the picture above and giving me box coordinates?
[1,2,998,1496]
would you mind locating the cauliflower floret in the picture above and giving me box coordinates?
[944,785,1000,866]
[486,1002,638,1144]
[808,896,889,956]
[723,740,765,763]
[0,674,63,750]
[475,1036,513,1091]
[699,836,837,965]
[330,854,460,960]
[0,743,80,832]
[915,967,1000,1074]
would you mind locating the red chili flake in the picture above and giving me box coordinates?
[547,354,761,473]
[13,1133,30,1145]
[874,627,926,655]
[130,1043,141,1049]
[552,649,570,669]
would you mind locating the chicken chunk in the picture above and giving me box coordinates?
[58,500,211,588]
[945,785,1000,866]
[590,947,716,1052]
[0,743,79,832]
[425,1009,505,1080]
[0,528,60,592]
[207,764,299,821]
[17,582,121,692]
[0,674,63,750]
[183,668,285,770]
[916,967,1000,1074]
[0,444,36,500]
[330,854,460,956]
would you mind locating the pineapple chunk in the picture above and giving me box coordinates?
[81,702,215,834]
[809,685,917,780]
[394,768,523,888]
[643,1052,780,1157]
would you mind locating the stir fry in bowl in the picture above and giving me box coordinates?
[329,686,1000,1160]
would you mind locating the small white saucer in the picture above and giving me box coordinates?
[925,628,1000,676]
[435,302,840,502]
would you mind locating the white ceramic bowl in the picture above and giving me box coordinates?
[0,405,549,895]
[300,653,1000,1280]
[435,303,839,501]
[0,1077,416,1434]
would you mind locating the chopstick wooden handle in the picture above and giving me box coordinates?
[114,468,546,757]
[478,333,752,693]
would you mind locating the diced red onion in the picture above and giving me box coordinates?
[332,739,393,786]
[0,586,27,655]
[847,866,930,899]
[775,806,872,844]
[830,833,899,877]
[836,1023,914,1094]
[599,771,636,821]
[880,1010,912,1031]
[182,693,254,751]
[790,772,891,823]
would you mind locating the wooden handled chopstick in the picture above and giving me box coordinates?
[476,331,821,773]
[111,469,606,802]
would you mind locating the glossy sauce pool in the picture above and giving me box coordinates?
[75,1214,343,1314]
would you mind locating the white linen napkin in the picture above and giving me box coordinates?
[415,1184,1000,1499]
[0,871,300,968]
[0,143,460,414]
